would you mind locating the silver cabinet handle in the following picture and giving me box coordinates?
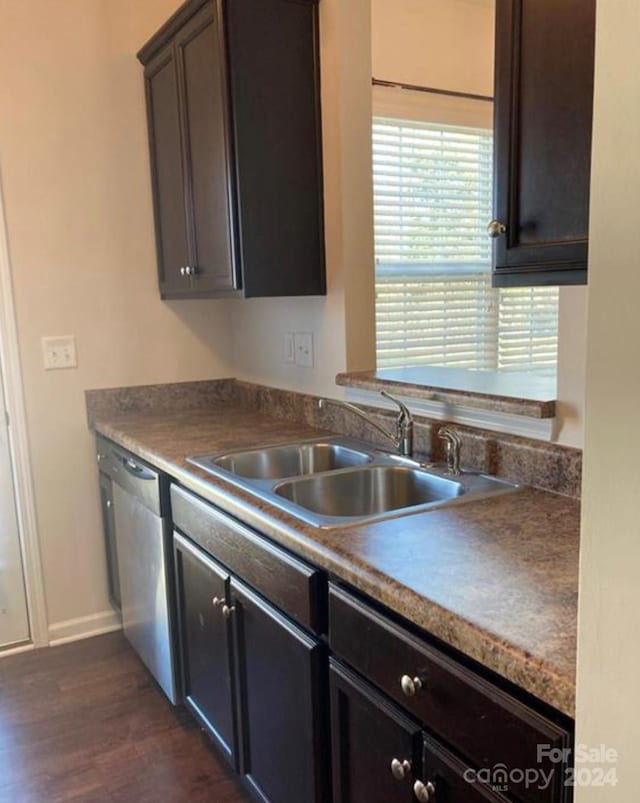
[106,499,112,509]
[212,596,224,608]
[180,267,186,276]
[487,220,507,238]
[391,758,412,780]
[222,604,235,619]
[414,780,436,802]
[184,265,199,277]
[400,675,423,697]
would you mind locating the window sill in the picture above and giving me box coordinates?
[336,367,558,440]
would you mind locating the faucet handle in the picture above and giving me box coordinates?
[380,390,413,423]
[438,426,462,476]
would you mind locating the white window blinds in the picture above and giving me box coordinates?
[373,98,559,378]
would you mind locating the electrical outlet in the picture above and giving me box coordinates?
[294,332,314,367]
[42,336,77,370]
[282,333,295,364]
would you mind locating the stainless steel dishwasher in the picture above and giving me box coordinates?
[96,437,178,704]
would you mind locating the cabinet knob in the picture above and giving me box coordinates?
[400,675,423,697]
[487,220,507,238]
[180,266,186,276]
[106,499,112,509]
[212,596,224,608]
[414,780,436,802]
[391,758,412,780]
[222,604,235,619]
[184,265,199,277]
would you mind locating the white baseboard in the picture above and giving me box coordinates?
[48,609,122,646]
[0,641,35,659]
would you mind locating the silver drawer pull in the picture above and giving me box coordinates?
[414,780,436,802]
[391,758,411,780]
[212,596,224,608]
[222,604,235,619]
[400,675,423,697]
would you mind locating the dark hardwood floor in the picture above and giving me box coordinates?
[0,632,249,802]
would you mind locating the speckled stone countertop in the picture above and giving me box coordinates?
[92,404,579,718]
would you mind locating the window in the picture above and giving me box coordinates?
[373,90,559,379]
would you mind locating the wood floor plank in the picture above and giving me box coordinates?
[0,632,249,802]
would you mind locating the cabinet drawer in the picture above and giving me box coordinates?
[171,485,324,632]
[329,585,571,803]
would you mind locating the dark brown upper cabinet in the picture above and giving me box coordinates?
[491,0,596,287]
[138,0,326,299]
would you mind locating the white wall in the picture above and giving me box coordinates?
[371,0,495,96]
[0,0,233,633]
[575,1,640,798]
[0,0,377,634]
[557,287,588,448]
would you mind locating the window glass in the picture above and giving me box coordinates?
[373,94,559,379]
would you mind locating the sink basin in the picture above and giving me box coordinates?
[195,442,372,480]
[274,466,464,518]
[188,437,519,528]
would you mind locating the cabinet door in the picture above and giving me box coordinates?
[175,1,239,296]
[492,0,595,286]
[330,660,422,803]
[230,578,328,803]
[225,0,326,297]
[174,532,237,765]
[143,43,190,297]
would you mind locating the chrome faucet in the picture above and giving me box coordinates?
[438,426,462,475]
[318,391,414,457]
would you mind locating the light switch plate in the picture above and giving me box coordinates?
[294,332,314,367]
[42,336,77,370]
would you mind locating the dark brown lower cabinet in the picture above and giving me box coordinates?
[169,488,572,803]
[231,578,328,803]
[174,524,328,803]
[173,532,237,765]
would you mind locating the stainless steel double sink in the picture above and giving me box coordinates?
[188,438,519,528]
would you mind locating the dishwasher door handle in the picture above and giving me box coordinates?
[121,456,156,481]
[109,446,163,516]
